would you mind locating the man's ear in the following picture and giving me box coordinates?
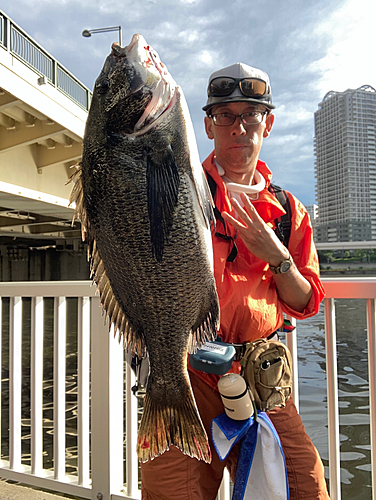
[204,115,214,140]
[263,113,275,138]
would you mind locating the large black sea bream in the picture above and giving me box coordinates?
[69,34,219,463]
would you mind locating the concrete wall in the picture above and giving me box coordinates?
[0,244,90,281]
[0,146,74,201]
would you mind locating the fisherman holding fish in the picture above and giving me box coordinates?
[73,35,328,500]
[141,63,330,499]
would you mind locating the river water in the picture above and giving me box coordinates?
[293,298,371,499]
[0,297,372,498]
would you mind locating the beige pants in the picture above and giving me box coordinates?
[141,371,330,500]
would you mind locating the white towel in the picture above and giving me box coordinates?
[211,412,289,500]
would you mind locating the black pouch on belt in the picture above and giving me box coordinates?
[240,338,293,412]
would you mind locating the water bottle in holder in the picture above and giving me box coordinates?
[218,373,255,420]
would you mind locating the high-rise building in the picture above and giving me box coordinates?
[314,85,376,242]
[305,203,318,223]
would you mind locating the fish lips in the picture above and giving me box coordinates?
[108,34,166,98]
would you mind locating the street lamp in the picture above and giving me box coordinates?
[82,26,122,46]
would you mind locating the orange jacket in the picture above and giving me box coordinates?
[188,152,325,388]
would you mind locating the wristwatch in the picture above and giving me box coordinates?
[269,254,293,274]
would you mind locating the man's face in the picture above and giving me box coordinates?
[204,101,274,185]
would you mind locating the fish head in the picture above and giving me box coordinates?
[85,34,177,139]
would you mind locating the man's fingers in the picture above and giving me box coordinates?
[240,193,263,222]
[222,211,247,230]
[229,197,253,223]
[222,195,266,234]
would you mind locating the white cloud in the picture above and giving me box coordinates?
[309,0,376,95]
[198,50,214,65]
[269,134,306,147]
[274,103,313,129]
[177,30,200,44]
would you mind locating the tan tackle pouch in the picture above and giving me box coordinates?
[240,338,293,412]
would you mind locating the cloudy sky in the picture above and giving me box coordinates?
[2,0,374,205]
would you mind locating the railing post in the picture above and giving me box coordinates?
[78,296,90,486]
[0,297,2,457]
[31,296,44,475]
[285,315,299,412]
[54,297,67,480]
[9,296,22,471]
[91,297,124,500]
[218,469,231,500]
[52,60,57,86]
[5,16,10,51]
[86,90,92,112]
[125,362,139,498]
[324,298,341,500]
[367,299,376,500]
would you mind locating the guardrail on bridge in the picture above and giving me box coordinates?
[0,278,375,500]
[0,10,92,111]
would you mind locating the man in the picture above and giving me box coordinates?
[141,63,329,500]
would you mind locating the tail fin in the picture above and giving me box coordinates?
[137,391,211,463]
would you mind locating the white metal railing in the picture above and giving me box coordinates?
[0,281,137,500]
[321,278,376,500]
[0,9,92,110]
[0,278,375,500]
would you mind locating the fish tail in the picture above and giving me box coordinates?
[137,391,211,463]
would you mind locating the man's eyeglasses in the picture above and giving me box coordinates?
[209,111,268,127]
[208,77,268,98]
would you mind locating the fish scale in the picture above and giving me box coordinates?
[69,33,219,463]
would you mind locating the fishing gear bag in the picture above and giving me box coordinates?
[240,338,293,412]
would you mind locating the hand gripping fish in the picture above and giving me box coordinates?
[69,34,220,463]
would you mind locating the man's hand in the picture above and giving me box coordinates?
[221,193,289,267]
[222,192,313,312]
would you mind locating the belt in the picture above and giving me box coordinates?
[231,331,280,362]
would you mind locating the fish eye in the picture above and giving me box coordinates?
[97,79,110,94]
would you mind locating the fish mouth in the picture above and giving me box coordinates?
[126,33,142,54]
[125,87,178,138]
[132,79,176,134]
[125,34,177,136]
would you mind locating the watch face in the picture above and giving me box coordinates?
[280,260,292,273]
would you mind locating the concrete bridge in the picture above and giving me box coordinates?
[0,10,90,280]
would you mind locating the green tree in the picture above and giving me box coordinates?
[354,249,366,260]
[318,250,335,263]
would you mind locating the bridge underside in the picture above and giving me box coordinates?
[0,85,83,242]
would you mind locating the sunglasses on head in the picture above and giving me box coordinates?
[208,77,268,98]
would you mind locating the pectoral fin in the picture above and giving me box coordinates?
[146,146,179,262]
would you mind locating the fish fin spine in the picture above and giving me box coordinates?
[189,299,220,353]
[89,241,146,354]
[68,164,89,237]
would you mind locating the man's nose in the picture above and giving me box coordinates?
[231,116,247,135]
